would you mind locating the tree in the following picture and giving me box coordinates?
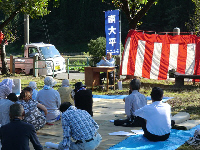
[102,0,158,29]
[0,0,59,74]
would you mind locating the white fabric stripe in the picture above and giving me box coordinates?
[168,44,179,72]
[185,44,196,75]
[121,37,131,75]
[134,40,146,77]
[150,43,162,79]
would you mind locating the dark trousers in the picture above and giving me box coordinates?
[100,72,114,85]
[114,116,141,127]
[137,117,170,142]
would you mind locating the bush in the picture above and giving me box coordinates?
[88,37,106,65]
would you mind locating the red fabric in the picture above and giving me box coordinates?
[121,30,200,80]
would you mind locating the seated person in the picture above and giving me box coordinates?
[58,102,102,150]
[28,81,38,100]
[36,76,61,123]
[96,52,115,85]
[0,103,43,150]
[134,87,171,141]
[57,79,74,105]
[74,82,93,116]
[17,87,47,131]
[0,87,17,126]
[114,78,147,127]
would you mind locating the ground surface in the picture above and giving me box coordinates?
[31,98,142,150]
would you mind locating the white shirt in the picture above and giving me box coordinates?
[36,88,61,122]
[0,99,14,126]
[96,58,115,66]
[125,90,147,119]
[134,101,171,136]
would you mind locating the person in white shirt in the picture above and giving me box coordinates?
[114,78,147,127]
[96,52,115,86]
[134,87,171,141]
[36,76,61,124]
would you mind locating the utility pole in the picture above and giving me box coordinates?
[24,14,29,45]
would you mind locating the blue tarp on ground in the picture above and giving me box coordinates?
[93,95,173,102]
[108,125,200,150]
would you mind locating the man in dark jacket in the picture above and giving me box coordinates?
[0,103,43,150]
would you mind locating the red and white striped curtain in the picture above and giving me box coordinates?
[120,30,200,80]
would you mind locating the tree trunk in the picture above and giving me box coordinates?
[1,40,9,75]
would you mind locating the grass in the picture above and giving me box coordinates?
[1,74,200,149]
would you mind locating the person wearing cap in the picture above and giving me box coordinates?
[58,102,102,150]
[114,78,147,127]
[134,87,171,141]
[0,84,16,126]
[36,76,61,124]
[28,81,38,100]
[57,79,74,105]
[73,82,93,116]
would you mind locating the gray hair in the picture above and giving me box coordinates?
[130,78,141,90]
[9,104,24,119]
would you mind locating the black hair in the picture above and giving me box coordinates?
[130,78,141,91]
[150,87,163,101]
[7,93,18,102]
[59,102,72,113]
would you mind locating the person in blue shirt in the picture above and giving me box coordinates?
[96,52,115,86]
[58,102,102,150]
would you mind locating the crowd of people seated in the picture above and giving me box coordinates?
[0,76,173,149]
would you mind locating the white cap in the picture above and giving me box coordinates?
[62,79,70,86]
[28,81,37,89]
[44,76,57,87]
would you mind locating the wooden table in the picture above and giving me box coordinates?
[171,72,200,87]
[84,66,115,91]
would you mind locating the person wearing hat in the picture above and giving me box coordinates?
[73,82,93,116]
[28,81,38,100]
[0,85,16,126]
[134,87,171,141]
[57,79,74,105]
[36,76,61,124]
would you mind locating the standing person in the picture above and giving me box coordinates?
[96,52,115,86]
[74,82,93,116]
[114,78,147,127]
[28,81,38,100]
[0,103,43,150]
[58,102,102,150]
[36,76,61,124]
[57,79,74,105]
[134,87,171,141]
[17,87,47,131]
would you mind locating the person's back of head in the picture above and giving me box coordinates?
[151,87,163,101]
[62,79,70,87]
[19,87,32,101]
[28,81,37,89]
[7,93,18,102]
[9,103,24,120]
[130,78,141,91]
[59,102,72,113]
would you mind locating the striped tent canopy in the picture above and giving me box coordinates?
[120,30,200,80]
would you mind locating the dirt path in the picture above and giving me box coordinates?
[30,98,144,150]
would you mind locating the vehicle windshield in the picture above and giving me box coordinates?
[39,46,61,59]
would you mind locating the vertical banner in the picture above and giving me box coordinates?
[105,10,120,55]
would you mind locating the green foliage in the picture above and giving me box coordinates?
[88,37,106,65]
[0,0,60,42]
